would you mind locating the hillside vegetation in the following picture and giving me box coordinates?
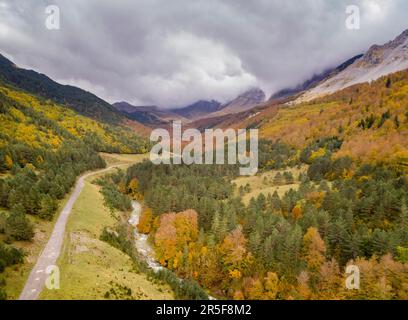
[0,54,122,124]
[254,70,408,168]
[0,80,148,299]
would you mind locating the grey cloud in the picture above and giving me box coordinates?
[0,0,407,107]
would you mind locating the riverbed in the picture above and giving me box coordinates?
[128,201,163,272]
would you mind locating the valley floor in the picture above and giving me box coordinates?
[40,163,172,300]
[4,153,172,300]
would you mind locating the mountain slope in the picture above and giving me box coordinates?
[298,29,408,102]
[216,88,266,115]
[222,69,408,167]
[0,54,125,124]
[113,101,187,126]
[0,82,149,154]
[270,54,363,101]
[171,100,222,120]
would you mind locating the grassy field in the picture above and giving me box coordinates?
[99,152,149,166]
[40,155,172,300]
[232,166,307,205]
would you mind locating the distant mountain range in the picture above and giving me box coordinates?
[185,29,408,133]
[114,88,266,126]
[6,28,406,133]
[113,102,185,126]
[118,26,408,128]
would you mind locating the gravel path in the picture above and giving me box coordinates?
[19,165,124,300]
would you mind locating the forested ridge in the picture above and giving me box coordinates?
[0,54,122,124]
[256,70,408,167]
[0,79,148,299]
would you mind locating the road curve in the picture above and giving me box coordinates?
[19,164,125,300]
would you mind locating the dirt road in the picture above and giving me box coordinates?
[18,165,124,300]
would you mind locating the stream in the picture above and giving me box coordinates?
[127,200,216,300]
[128,201,163,272]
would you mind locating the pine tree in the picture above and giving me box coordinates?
[270,191,281,212]
[0,151,7,172]
[386,77,392,88]
[6,204,34,241]
[26,185,40,215]
[249,231,262,256]
[396,201,408,246]
[273,172,283,185]
[38,194,57,220]
[0,180,9,207]
[211,211,221,240]
[283,171,294,184]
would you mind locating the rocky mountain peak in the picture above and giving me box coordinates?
[297,28,408,102]
[361,29,408,67]
[237,88,266,102]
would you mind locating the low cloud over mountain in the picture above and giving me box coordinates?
[1,0,408,107]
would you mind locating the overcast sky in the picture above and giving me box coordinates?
[0,0,407,108]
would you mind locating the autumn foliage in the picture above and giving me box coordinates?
[154,210,198,268]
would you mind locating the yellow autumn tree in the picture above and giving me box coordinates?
[264,272,280,300]
[138,208,153,234]
[128,178,142,200]
[5,154,13,170]
[303,227,326,272]
[154,209,198,269]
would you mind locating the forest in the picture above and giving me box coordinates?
[118,132,408,299]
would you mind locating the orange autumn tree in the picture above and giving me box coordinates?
[263,272,280,299]
[154,209,198,269]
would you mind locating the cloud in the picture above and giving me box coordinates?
[0,0,407,107]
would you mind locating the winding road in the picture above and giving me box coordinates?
[19,164,125,300]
